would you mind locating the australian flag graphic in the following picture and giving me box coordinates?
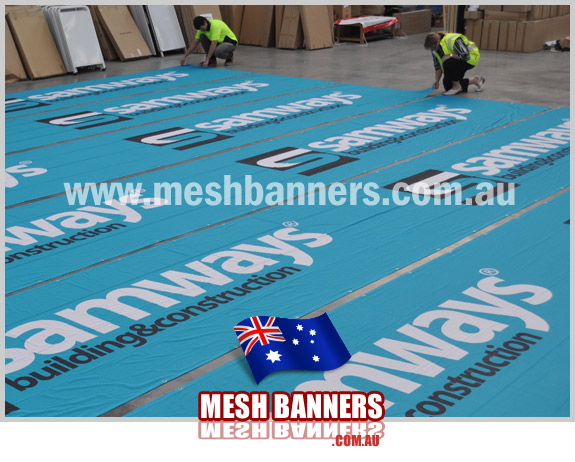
[234,314,351,384]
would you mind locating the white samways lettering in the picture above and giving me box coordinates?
[5,228,333,374]
[26,71,190,102]
[295,276,551,409]
[5,163,48,189]
[104,81,270,116]
[4,191,167,252]
[307,105,472,153]
[451,122,570,176]
[194,92,362,132]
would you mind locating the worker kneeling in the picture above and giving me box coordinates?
[424,31,485,96]
[181,16,237,68]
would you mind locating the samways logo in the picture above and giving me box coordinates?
[125,91,363,153]
[5,161,48,189]
[239,147,359,177]
[295,274,553,416]
[6,98,50,113]
[36,81,270,130]
[5,71,190,113]
[378,120,570,206]
[450,120,570,179]
[5,228,333,393]
[237,105,472,176]
[5,190,167,264]
[126,127,233,151]
[193,91,362,133]
[383,169,517,206]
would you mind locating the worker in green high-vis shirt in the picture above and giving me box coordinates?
[180,16,238,68]
[424,31,485,96]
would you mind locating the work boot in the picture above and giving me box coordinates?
[225,53,234,66]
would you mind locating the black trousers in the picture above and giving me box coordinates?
[442,58,475,92]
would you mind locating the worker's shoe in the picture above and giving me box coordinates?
[225,53,234,66]
[475,76,486,92]
[444,87,463,96]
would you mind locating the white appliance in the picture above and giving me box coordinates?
[43,5,105,74]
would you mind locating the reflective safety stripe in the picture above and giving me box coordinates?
[433,50,444,72]
[440,33,480,67]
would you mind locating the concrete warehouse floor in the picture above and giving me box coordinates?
[6,30,570,108]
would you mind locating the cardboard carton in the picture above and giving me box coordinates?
[528,6,545,20]
[300,5,333,50]
[393,9,432,36]
[480,5,503,11]
[5,5,40,14]
[277,5,303,49]
[192,6,223,22]
[240,5,275,47]
[6,7,66,79]
[515,21,526,51]
[220,5,244,41]
[549,6,558,17]
[96,5,151,61]
[466,19,483,45]
[275,5,285,44]
[177,5,224,52]
[328,6,335,42]
[88,5,118,61]
[464,10,484,20]
[484,10,528,21]
[362,6,386,16]
[481,20,500,51]
[333,6,352,20]
[519,14,570,52]
[503,6,532,13]
[5,18,27,83]
[497,21,518,51]
[351,6,363,17]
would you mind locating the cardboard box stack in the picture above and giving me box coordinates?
[6,5,67,79]
[333,5,352,21]
[176,5,335,51]
[175,5,224,53]
[8,4,425,83]
[95,6,152,61]
[362,6,386,16]
[465,5,570,52]
[393,9,432,36]
[220,5,244,43]
[5,17,27,82]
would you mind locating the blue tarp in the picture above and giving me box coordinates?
[129,189,570,418]
[6,110,568,416]
[5,68,569,418]
[6,84,431,205]
[6,66,250,118]
[6,73,336,153]
[6,100,554,293]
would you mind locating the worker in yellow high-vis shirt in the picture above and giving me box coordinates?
[424,31,485,95]
[180,16,238,68]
